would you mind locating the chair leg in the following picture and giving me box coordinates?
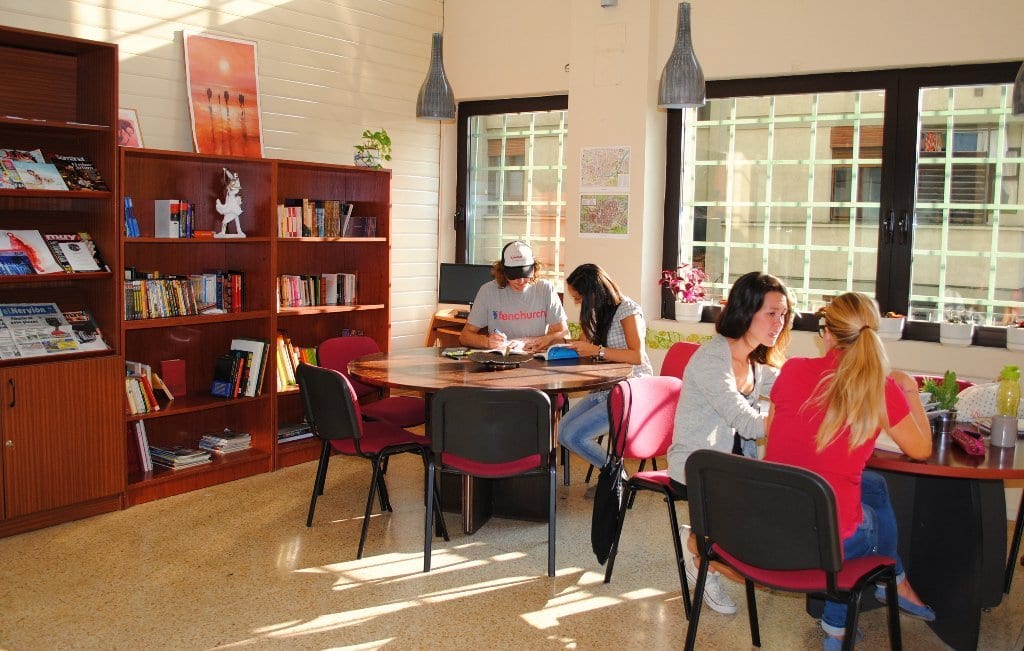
[420,449,449,542]
[358,456,384,559]
[376,472,393,512]
[665,496,692,619]
[744,578,760,647]
[603,482,635,586]
[841,582,867,651]
[651,456,658,471]
[684,557,709,651]
[1004,489,1024,593]
[548,462,557,577]
[306,441,332,527]
[884,572,903,650]
[424,460,437,573]
[584,434,605,484]
[561,446,571,486]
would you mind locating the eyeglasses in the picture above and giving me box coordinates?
[817,323,828,338]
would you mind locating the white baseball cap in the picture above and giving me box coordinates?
[501,241,535,279]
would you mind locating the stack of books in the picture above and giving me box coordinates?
[277,422,314,443]
[149,445,212,469]
[198,429,252,454]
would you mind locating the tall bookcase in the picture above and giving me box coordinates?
[0,27,124,536]
[120,149,392,503]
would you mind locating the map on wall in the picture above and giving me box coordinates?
[579,146,630,236]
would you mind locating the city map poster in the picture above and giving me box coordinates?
[183,32,264,157]
[579,146,630,237]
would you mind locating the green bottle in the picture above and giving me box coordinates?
[996,365,1021,417]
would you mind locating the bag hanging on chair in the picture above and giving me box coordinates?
[591,386,631,565]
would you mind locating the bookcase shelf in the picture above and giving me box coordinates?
[0,271,112,285]
[120,148,393,500]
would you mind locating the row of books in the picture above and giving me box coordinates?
[278,198,353,238]
[0,303,109,360]
[0,229,107,276]
[130,420,154,472]
[124,270,244,320]
[277,422,314,443]
[125,360,176,415]
[211,337,270,398]
[275,331,318,390]
[154,199,197,238]
[278,273,357,308]
[0,148,109,191]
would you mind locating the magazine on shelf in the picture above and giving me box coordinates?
[0,148,44,163]
[11,161,69,191]
[0,303,79,357]
[0,159,24,188]
[43,233,102,272]
[0,230,63,274]
[62,309,110,352]
[48,154,109,191]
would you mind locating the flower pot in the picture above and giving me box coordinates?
[939,322,974,347]
[878,316,905,341]
[674,301,703,323]
[1007,327,1024,352]
[354,149,381,168]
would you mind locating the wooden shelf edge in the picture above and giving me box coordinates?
[0,271,112,284]
[0,348,116,368]
[277,237,386,243]
[0,115,111,131]
[277,304,385,315]
[125,450,272,507]
[127,392,270,420]
[124,310,273,329]
[124,236,272,244]
[0,188,112,199]
[275,437,321,469]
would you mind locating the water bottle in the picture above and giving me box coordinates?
[996,365,1021,417]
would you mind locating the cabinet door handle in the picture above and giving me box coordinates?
[8,377,14,408]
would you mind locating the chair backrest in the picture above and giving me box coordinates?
[609,375,682,461]
[430,386,552,474]
[660,341,699,379]
[295,363,365,443]
[684,449,843,574]
[317,336,382,397]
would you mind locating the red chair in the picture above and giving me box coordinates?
[296,363,448,559]
[684,450,901,651]
[424,386,556,575]
[602,375,692,618]
[318,336,426,427]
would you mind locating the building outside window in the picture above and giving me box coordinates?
[456,97,568,290]
[665,64,1022,342]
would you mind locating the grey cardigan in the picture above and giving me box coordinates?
[667,334,780,484]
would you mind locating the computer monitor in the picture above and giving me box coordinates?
[438,263,494,306]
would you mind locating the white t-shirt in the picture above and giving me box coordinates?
[466,280,567,340]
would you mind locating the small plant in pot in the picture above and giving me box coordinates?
[353,128,392,169]
[939,306,976,347]
[921,370,961,434]
[878,311,905,341]
[660,263,708,322]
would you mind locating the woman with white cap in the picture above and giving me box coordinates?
[459,240,569,353]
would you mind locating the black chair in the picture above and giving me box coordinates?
[296,363,448,559]
[424,386,556,575]
[684,450,902,651]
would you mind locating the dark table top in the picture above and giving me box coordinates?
[869,427,1024,480]
[348,346,635,395]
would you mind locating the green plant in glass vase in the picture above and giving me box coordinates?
[353,129,392,169]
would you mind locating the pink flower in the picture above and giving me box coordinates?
[659,263,708,303]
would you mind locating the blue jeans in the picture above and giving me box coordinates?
[559,391,610,468]
[821,471,905,635]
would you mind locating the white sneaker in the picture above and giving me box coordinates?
[680,526,738,615]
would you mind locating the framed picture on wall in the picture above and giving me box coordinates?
[117,108,144,148]
[182,31,264,157]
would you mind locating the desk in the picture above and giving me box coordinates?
[349,347,633,533]
[867,433,1024,650]
[423,311,468,348]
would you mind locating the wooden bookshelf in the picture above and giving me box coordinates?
[0,26,123,537]
[120,149,393,499]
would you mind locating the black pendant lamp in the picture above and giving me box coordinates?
[416,32,455,120]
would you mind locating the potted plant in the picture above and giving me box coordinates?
[939,307,975,347]
[921,370,961,434]
[1007,320,1024,352]
[660,263,708,322]
[878,311,905,341]
[353,128,392,169]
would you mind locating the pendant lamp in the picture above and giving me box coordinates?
[416,32,455,120]
[657,2,705,109]
[1013,61,1024,116]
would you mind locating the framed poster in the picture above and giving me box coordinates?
[183,32,264,157]
[117,108,144,148]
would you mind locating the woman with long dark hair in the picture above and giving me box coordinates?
[558,263,652,478]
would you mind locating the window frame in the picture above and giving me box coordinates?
[454,95,569,263]
[662,63,1021,347]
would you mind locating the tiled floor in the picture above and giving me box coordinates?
[1,453,1021,649]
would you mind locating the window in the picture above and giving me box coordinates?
[663,64,1023,344]
[456,96,568,289]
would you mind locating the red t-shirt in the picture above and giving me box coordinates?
[765,350,911,539]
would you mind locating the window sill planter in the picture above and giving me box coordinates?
[878,316,905,341]
[674,301,703,323]
[1006,326,1024,352]
[939,322,975,347]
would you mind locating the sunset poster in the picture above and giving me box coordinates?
[183,32,264,157]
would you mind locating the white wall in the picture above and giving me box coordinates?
[0,0,445,349]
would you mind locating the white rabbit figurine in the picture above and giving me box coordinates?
[215,168,246,237]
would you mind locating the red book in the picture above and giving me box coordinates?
[161,358,186,397]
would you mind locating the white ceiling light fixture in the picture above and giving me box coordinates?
[657,2,705,109]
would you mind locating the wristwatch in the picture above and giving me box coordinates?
[597,345,605,360]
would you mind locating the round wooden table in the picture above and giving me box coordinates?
[349,347,635,533]
[867,433,1024,650]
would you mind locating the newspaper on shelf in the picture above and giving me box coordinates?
[0,303,79,359]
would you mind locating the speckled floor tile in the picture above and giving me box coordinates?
[0,454,1021,649]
